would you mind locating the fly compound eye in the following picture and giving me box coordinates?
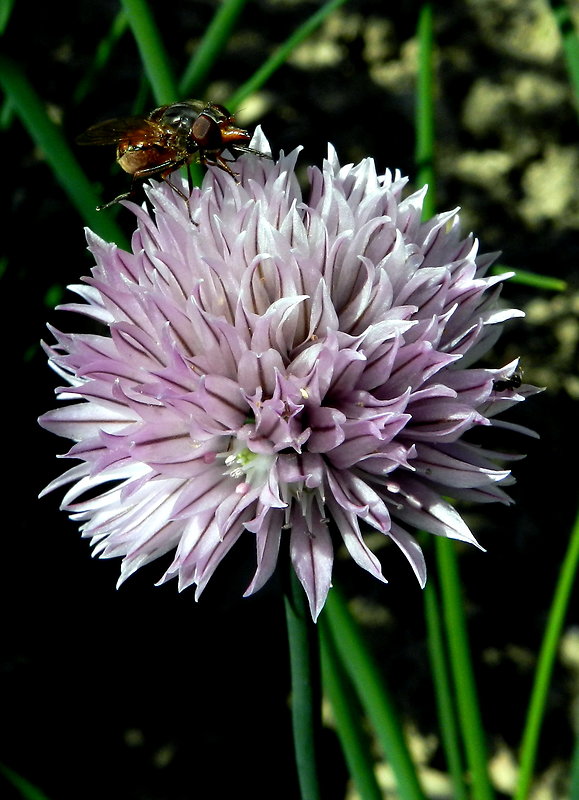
[191,113,218,149]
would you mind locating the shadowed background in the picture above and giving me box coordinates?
[2,1,578,797]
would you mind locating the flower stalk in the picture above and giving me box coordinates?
[322,585,427,800]
[320,623,384,800]
[284,566,323,800]
[515,507,579,800]
[435,538,495,800]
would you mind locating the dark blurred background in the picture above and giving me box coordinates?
[2,0,578,798]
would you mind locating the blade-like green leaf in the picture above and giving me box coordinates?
[0,54,127,246]
[74,11,129,104]
[120,0,178,104]
[435,539,495,800]
[548,1,579,118]
[227,0,349,110]
[415,3,436,219]
[515,508,579,800]
[423,578,469,800]
[320,616,384,800]
[179,0,249,97]
[0,0,16,34]
[323,584,427,800]
[284,567,322,800]
[492,265,567,292]
[0,763,52,800]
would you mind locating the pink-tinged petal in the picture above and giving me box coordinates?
[156,514,217,590]
[98,493,184,562]
[244,510,284,596]
[445,482,514,505]
[289,335,345,403]
[247,294,308,354]
[405,399,489,442]
[195,375,248,429]
[326,467,374,513]
[237,349,286,396]
[290,511,334,621]
[39,462,91,499]
[169,470,233,520]
[213,480,261,524]
[191,523,247,597]
[327,499,387,583]
[307,407,347,452]
[388,523,427,587]
[306,278,340,340]
[328,414,411,470]
[276,452,325,490]
[58,283,114,323]
[38,403,137,440]
[116,520,185,585]
[487,417,541,439]
[357,442,417,476]
[384,474,483,547]
[411,442,511,488]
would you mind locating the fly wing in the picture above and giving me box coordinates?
[76,117,161,146]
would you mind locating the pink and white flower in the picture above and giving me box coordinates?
[39,131,536,619]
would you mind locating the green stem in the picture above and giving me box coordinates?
[319,619,383,800]
[423,579,468,800]
[284,568,322,800]
[415,16,475,792]
[323,584,426,800]
[0,0,15,34]
[570,724,579,799]
[120,0,178,104]
[0,54,127,247]
[490,265,567,292]
[74,10,129,104]
[548,0,579,119]
[515,508,579,800]
[227,0,349,109]
[179,0,249,97]
[0,762,51,800]
[435,538,495,800]
[415,2,436,217]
